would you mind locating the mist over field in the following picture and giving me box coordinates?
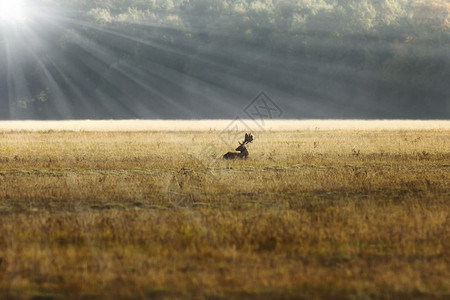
[0,119,449,132]
[1,0,449,120]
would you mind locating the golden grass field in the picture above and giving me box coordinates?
[0,120,449,299]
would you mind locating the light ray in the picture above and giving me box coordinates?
[0,0,27,23]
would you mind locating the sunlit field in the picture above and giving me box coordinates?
[0,120,449,299]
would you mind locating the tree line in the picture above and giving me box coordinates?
[0,0,449,119]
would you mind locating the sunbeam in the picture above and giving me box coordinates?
[0,0,448,119]
[0,0,28,23]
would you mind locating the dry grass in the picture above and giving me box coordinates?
[0,124,449,299]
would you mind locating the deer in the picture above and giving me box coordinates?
[223,133,254,160]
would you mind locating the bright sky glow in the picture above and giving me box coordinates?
[0,0,27,23]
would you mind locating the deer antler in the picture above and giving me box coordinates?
[244,133,253,145]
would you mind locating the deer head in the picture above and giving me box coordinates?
[235,142,246,152]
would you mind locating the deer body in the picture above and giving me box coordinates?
[223,133,253,160]
[223,144,248,160]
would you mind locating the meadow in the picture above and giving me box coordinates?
[0,121,449,299]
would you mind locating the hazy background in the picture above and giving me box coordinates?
[0,0,449,120]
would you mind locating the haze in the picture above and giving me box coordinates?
[0,0,449,120]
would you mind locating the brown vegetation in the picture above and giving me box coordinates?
[0,128,449,299]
